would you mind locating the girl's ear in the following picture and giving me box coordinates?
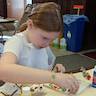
[27,19,33,29]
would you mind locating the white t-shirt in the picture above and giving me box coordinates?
[3,31,56,70]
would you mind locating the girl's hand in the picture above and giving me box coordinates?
[54,73,79,94]
[53,64,65,73]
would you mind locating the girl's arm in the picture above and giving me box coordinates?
[0,52,79,94]
[0,52,52,84]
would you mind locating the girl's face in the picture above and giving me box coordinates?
[27,23,60,48]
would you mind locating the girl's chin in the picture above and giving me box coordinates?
[34,44,48,49]
[38,45,48,48]
[38,46,46,48]
[35,45,45,49]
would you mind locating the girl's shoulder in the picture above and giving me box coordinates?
[4,32,26,47]
[7,32,25,43]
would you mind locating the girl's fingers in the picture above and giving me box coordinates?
[55,64,65,73]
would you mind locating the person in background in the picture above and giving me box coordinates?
[0,2,79,94]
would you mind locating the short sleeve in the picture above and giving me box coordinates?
[3,36,23,59]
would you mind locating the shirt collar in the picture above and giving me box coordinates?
[22,31,35,48]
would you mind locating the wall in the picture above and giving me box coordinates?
[0,0,7,18]
[82,0,96,49]
[33,0,86,15]
[7,0,25,20]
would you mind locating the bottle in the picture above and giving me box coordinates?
[53,38,59,48]
[92,66,96,88]
[60,38,67,50]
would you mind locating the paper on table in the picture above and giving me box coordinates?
[0,80,90,96]
[44,79,90,96]
[76,79,90,95]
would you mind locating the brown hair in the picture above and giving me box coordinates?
[19,2,63,33]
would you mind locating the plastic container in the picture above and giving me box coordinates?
[21,86,31,96]
[63,14,88,52]
[60,38,67,50]
[52,38,59,48]
[92,66,96,88]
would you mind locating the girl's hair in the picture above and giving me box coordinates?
[19,2,63,33]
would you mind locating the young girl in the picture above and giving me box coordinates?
[0,2,79,94]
